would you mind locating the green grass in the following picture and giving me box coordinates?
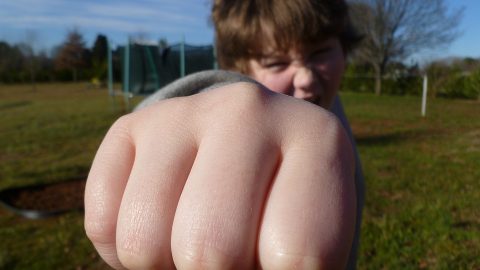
[0,83,131,269]
[341,93,480,269]
[0,84,479,269]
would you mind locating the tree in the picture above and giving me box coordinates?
[158,38,168,50]
[425,57,480,99]
[0,41,11,82]
[91,34,108,82]
[466,67,480,100]
[55,29,87,82]
[20,30,39,91]
[349,0,464,95]
[425,59,451,98]
[36,50,55,82]
[92,34,108,62]
[0,41,26,83]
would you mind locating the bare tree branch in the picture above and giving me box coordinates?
[55,28,87,82]
[349,0,464,95]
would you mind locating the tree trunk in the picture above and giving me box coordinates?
[29,65,36,92]
[374,67,382,95]
[73,68,77,82]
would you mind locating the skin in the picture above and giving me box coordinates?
[247,38,345,109]
[85,38,356,269]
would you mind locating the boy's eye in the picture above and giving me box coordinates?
[262,60,289,71]
[311,46,333,60]
[266,62,287,68]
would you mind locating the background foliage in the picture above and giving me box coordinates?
[0,26,479,99]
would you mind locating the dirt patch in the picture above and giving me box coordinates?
[0,179,86,218]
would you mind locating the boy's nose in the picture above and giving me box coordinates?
[292,66,319,100]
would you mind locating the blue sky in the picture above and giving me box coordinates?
[0,0,478,63]
[423,0,480,61]
[0,0,213,50]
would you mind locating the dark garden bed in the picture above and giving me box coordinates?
[0,178,86,219]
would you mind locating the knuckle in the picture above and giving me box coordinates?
[173,246,236,270]
[260,252,330,270]
[229,82,270,110]
[206,83,272,131]
[84,219,115,245]
[116,224,175,269]
[212,82,268,115]
[107,115,134,142]
[117,252,167,270]
[84,179,118,246]
[173,233,246,270]
[298,110,344,144]
[117,237,175,269]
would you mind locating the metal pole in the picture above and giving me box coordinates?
[421,74,428,117]
[107,38,116,112]
[180,34,185,77]
[145,46,160,90]
[123,38,131,110]
[107,38,113,96]
[213,43,218,70]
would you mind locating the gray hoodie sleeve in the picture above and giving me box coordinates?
[134,70,259,111]
[331,96,365,270]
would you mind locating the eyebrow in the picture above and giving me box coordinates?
[261,54,288,60]
[259,50,292,59]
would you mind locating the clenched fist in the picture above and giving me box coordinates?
[85,82,356,269]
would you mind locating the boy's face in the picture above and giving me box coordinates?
[246,37,345,109]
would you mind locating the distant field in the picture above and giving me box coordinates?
[0,83,479,269]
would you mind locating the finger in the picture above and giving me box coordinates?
[84,116,135,269]
[171,107,280,268]
[258,118,356,269]
[115,105,197,269]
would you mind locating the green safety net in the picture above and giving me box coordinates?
[120,43,215,95]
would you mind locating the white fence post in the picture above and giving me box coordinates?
[421,74,428,117]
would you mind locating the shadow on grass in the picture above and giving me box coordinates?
[355,128,435,147]
[0,101,32,111]
[452,220,480,230]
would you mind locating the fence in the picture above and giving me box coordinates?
[118,40,216,96]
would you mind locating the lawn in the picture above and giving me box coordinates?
[0,83,478,269]
[342,93,480,269]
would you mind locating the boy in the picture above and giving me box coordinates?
[85,0,364,269]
